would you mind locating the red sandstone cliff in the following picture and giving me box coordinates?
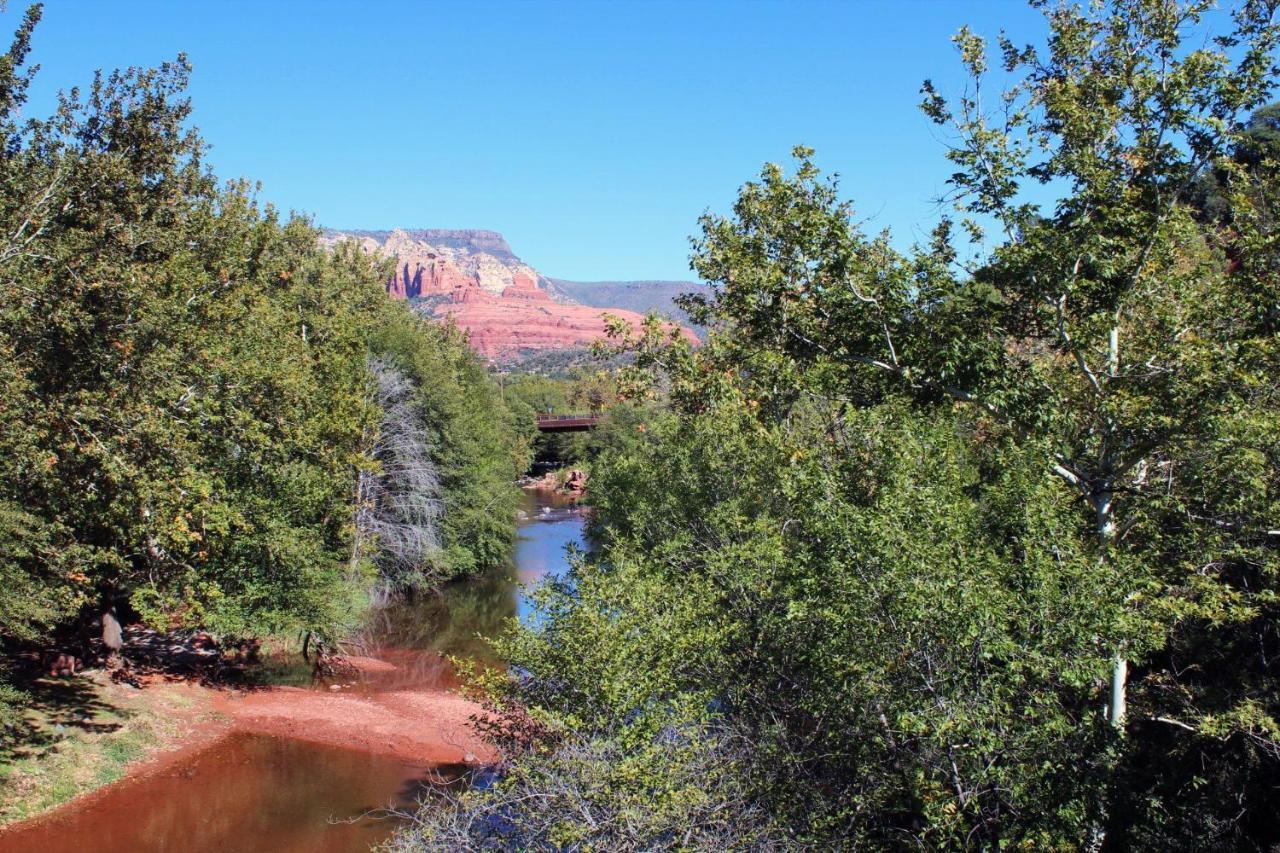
[321,228,698,361]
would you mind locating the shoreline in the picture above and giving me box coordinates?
[0,653,495,840]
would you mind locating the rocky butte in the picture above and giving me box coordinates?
[320,228,703,362]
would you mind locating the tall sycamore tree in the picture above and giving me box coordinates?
[685,0,1280,840]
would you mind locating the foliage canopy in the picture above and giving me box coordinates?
[399,1,1280,849]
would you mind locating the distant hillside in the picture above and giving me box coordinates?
[544,279,709,330]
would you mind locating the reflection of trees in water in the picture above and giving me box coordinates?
[356,569,519,666]
[253,570,521,689]
[349,492,576,674]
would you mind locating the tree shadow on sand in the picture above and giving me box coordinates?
[0,670,126,763]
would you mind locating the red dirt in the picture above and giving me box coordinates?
[214,682,496,765]
[341,654,399,674]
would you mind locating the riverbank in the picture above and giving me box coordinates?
[214,666,494,765]
[0,488,582,851]
[0,646,494,842]
[0,668,227,826]
[519,468,588,498]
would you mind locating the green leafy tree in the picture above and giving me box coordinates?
[0,5,522,668]
[690,0,1278,764]
[404,1,1280,848]
[371,314,524,577]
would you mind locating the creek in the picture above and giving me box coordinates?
[0,488,585,853]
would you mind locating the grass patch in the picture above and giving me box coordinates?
[0,671,221,824]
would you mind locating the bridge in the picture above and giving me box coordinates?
[535,413,601,432]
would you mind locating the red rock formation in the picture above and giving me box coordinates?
[322,228,699,361]
[433,278,689,359]
[387,257,477,299]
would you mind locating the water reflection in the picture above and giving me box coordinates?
[0,734,466,853]
[512,489,587,622]
[349,488,583,686]
[0,488,586,853]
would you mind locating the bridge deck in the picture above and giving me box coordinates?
[535,413,600,432]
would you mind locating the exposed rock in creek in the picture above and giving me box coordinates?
[521,469,586,496]
[563,469,587,497]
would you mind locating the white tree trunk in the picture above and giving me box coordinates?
[1096,483,1126,730]
[1109,654,1128,727]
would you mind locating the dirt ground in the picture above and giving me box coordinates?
[215,675,495,766]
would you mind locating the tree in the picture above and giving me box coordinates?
[669,0,1280,844]
[354,356,444,597]
[0,5,522,666]
[692,0,1276,751]
[370,314,524,577]
[388,722,786,851]
[406,1,1280,848]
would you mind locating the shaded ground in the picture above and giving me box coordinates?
[0,622,265,824]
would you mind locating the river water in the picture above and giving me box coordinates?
[0,489,585,853]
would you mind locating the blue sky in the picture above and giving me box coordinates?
[17,1,1050,281]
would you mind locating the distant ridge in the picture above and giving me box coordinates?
[544,278,708,330]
